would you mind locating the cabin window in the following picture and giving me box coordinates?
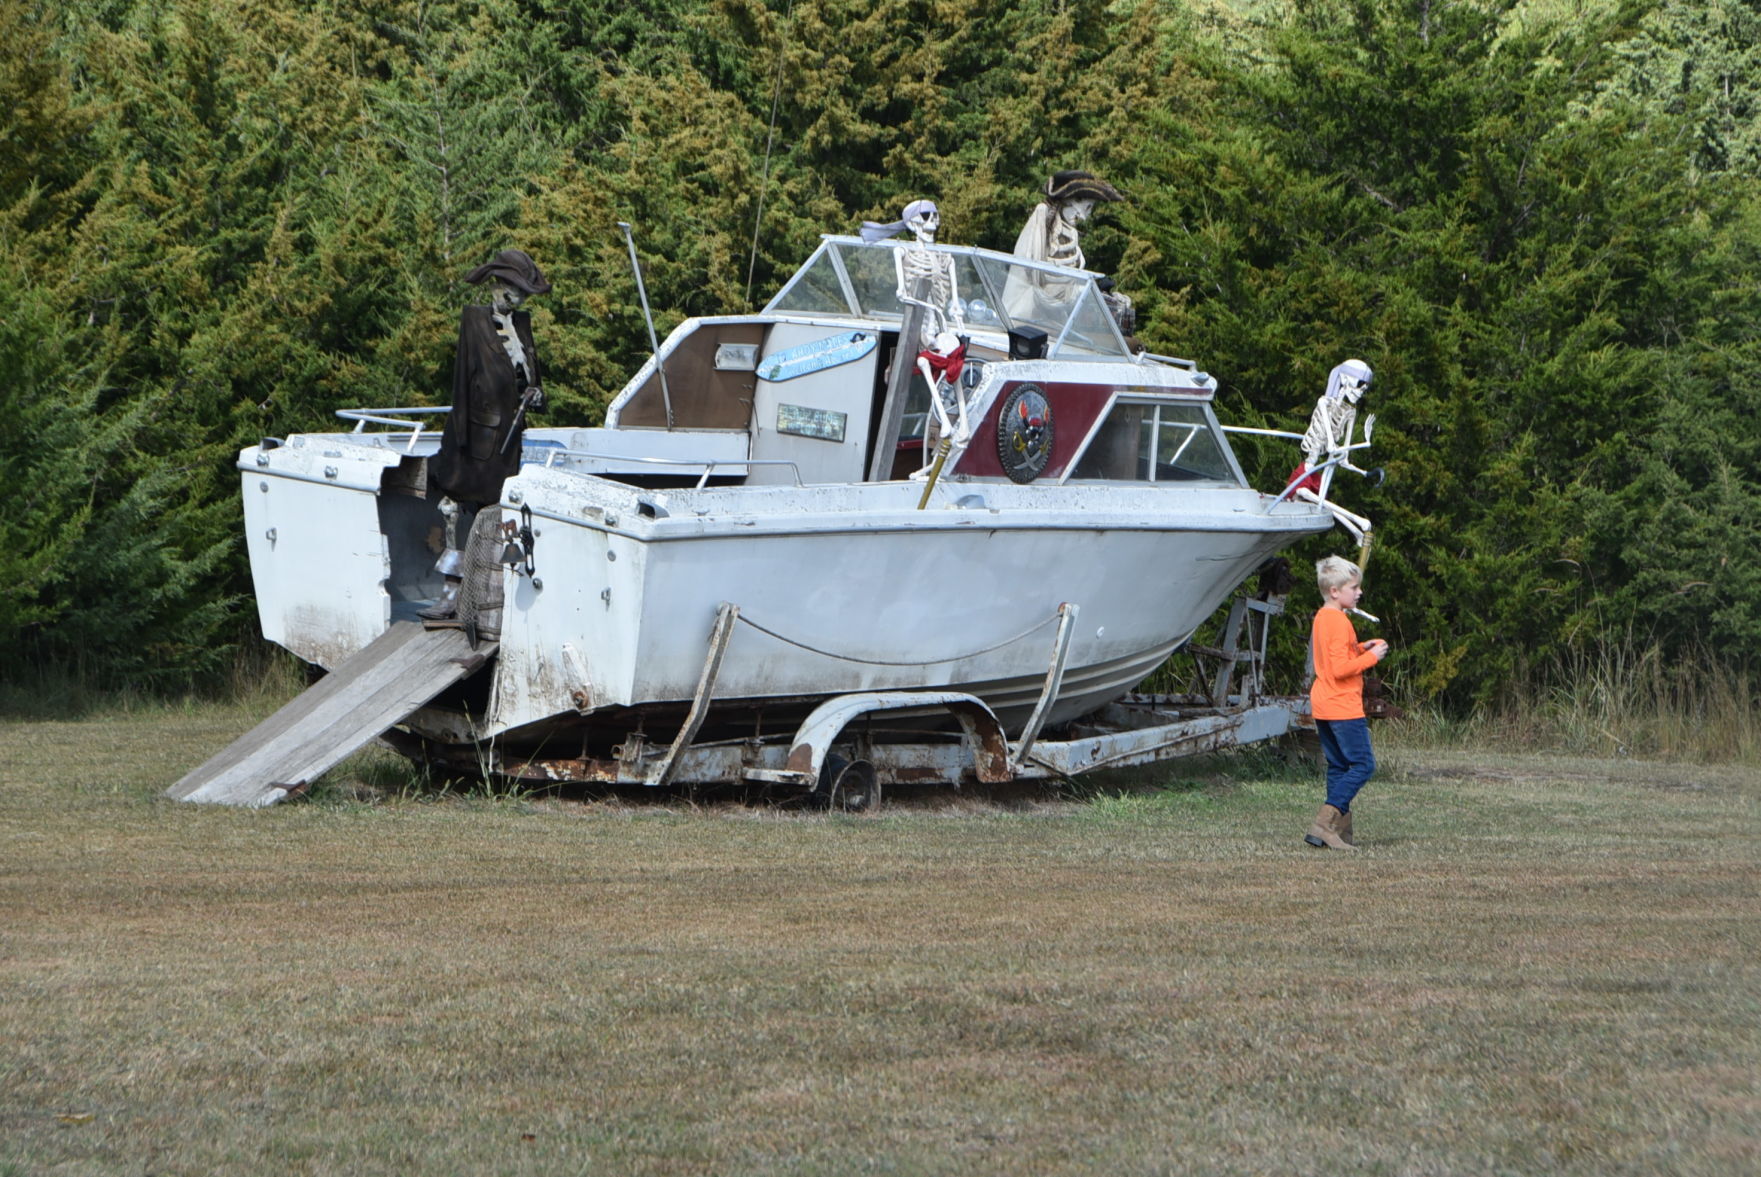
[1069,400,1240,484]
[771,250,851,315]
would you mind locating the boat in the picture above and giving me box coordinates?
[198,233,1352,805]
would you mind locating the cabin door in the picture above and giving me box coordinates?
[746,323,880,485]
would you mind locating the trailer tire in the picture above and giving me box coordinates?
[816,754,880,813]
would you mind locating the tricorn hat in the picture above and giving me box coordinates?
[464,248,552,295]
[1044,170,1122,205]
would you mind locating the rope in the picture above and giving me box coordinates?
[734,608,1061,667]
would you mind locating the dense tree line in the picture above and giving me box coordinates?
[3,0,1757,706]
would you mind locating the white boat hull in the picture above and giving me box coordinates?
[222,233,1373,791]
[481,471,1326,739]
[239,430,1331,748]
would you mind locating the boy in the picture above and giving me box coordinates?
[1305,555,1389,850]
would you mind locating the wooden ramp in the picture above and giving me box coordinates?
[167,623,495,807]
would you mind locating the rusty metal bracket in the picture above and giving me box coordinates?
[647,602,739,787]
[1208,597,1249,707]
[1011,601,1078,765]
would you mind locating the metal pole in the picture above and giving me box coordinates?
[618,221,674,430]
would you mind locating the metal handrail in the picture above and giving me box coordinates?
[1269,447,1364,506]
[537,448,805,488]
[335,406,449,453]
[1220,424,1304,440]
[327,409,803,486]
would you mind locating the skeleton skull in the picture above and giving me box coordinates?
[1332,358,1373,406]
[1058,198,1097,226]
[903,199,940,244]
[491,282,527,314]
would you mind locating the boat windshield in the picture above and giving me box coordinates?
[1068,400,1246,486]
[765,235,1132,361]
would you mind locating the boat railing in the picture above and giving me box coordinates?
[1218,424,1304,441]
[335,407,448,452]
[536,448,804,489]
[1139,352,1200,371]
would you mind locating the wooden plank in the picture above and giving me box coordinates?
[167,624,494,807]
[866,276,929,483]
[166,624,430,797]
[175,630,486,805]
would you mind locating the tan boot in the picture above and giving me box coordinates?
[1304,804,1357,851]
[1335,808,1356,847]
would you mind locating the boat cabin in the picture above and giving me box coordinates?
[584,235,1245,491]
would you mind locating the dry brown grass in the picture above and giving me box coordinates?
[2,709,1757,1176]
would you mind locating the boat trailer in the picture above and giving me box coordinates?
[454,689,1306,811]
[169,574,1308,809]
[453,581,1307,809]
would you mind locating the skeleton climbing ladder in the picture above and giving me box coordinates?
[165,623,495,807]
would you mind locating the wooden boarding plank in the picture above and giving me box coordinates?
[189,628,489,805]
[171,628,488,806]
[210,637,471,800]
[264,636,486,791]
[167,624,494,807]
[202,628,473,791]
[166,625,441,801]
[167,624,432,796]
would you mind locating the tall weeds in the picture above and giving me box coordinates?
[1396,642,1758,764]
[0,633,303,720]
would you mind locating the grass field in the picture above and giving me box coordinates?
[2,704,1756,1176]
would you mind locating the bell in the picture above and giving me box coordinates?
[501,539,524,566]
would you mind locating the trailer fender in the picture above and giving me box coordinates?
[779,691,1013,786]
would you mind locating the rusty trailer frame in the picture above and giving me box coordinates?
[450,693,1307,796]
[391,578,1309,807]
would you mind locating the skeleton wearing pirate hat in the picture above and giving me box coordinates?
[421,248,550,624]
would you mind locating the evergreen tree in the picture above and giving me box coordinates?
[3,0,1755,707]
[1102,0,1759,703]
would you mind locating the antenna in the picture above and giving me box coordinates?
[618,221,674,430]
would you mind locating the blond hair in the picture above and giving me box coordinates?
[1315,555,1361,593]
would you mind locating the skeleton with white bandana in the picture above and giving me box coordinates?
[1288,359,1377,557]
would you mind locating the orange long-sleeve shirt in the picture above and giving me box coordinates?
[1309,606,1379,720]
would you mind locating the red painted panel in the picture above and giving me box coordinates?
[958,381,1114,480]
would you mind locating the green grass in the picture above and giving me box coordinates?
[1,707,1756,1175]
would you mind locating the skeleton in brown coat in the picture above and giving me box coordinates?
[420,249,550,621]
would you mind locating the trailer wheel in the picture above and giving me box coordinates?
[816,754,881,813]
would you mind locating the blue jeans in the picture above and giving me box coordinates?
[1316,718,1375,812]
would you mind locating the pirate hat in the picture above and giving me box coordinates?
[464,248,552,295]
[1044,170,1122,205]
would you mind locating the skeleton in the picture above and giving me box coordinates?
[889,200,963,348]
[1005,171,1131,333]
[1289,359,1377,556]
[859,200,975,482]
[421,249,549,622]
[912,329,971,487]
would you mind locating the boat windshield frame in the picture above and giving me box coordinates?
[1059,394,1250,489]
[764,235,1134,362]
